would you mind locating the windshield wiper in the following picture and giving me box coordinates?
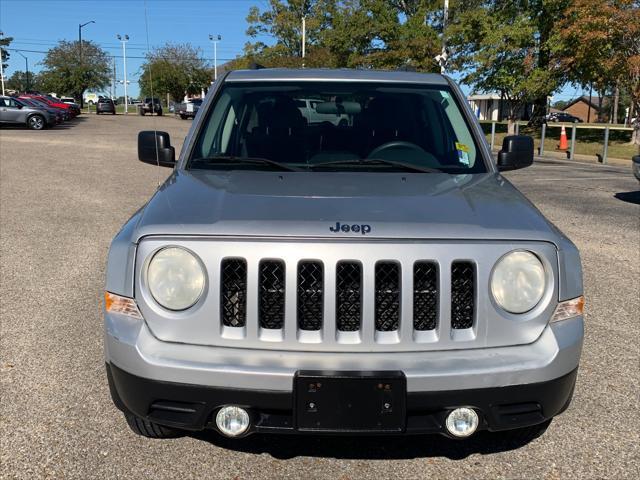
[309,158,445,173]
[191,155,301,172]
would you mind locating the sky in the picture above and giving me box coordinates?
[0,0,586,102]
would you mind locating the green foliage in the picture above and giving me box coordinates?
[6,70,40,92]
[239,0,441,71]
[139,43,211,102]
[39,40,111,101]
[448,0,563,124]
[0,35,12,71]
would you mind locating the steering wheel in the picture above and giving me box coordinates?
[367,141,439,166]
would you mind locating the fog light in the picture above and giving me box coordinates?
[445,407,479,437]
[215,406,250,437]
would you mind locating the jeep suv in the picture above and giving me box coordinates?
[105,69,584,441]
[140,97,163,116]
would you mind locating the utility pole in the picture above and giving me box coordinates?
[301,15,306,66]
[16,51,29,91]
[208,34,221,81]
[0,31,6,96]
[78,21,95,108]
[441,0,448,74]
[117,34,129,113]
[112,56,116,101]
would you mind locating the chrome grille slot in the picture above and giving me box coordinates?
[451,261,475,329]
[413,261,438,330]
[375,262,400,332]
[297,261,324,331]
[336,261,362,332]
[258,260,285,330]
[221,258,247,327]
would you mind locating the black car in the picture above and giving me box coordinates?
[140,97,163,116]
[547,112,583,123]
[96,98,116,115]
[177,98,203,119]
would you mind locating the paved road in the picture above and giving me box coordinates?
[1,115,638,479]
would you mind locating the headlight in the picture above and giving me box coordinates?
[491,250,546,313]
[147,247,205,311]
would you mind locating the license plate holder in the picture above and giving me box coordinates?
[294,371,406,432]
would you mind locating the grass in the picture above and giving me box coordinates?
[481,123,639,160]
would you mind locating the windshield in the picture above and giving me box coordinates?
[188,81,486,173]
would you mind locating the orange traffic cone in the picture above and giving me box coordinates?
[558,125,568,150]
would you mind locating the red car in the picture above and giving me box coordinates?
[21,94,80,117]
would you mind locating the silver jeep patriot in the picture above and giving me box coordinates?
[105,69,584,441]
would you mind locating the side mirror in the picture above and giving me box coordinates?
[138,131,175,167]
[497,135,534,171]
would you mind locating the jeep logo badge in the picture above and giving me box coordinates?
[329,222,371,235]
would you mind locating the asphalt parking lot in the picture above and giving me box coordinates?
[1,114,638,479]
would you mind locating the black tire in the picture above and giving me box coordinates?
[124,412,181,439]
[157,110,163,116]
[27,115,46,130]
[179,114,186,120]
[96,111,101,115]
[492,419,552,444]
[112,111,116,115]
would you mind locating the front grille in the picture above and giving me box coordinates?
[413,261,438,330]
[375,262,400,331]
[297,261,324,331]
[451,261,475,329]
[259,260,285,329]
[336,262,362,331]
[221,258,247,327]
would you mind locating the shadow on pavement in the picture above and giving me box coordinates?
[614,191,640,205]
[188,430,536,460]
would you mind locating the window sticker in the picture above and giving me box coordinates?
[456,142,470,165]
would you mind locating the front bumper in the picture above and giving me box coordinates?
[107,362,577,435]
[105,313,582,434]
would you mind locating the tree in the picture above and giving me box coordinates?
[0,35,12,72]
[448,1,562,133]
[239,0,441,71]
[554,0,639,142]
[139,43,211,103]
[6,70,40,92]
[552,99,569,110]
[39,40,111,107]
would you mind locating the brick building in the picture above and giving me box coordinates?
[562,96,609,123]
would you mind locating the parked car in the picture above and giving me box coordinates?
[547,112,583,123]
[106,68,584,442]
[96,97,116,115]
[139,97,163,116]
[632,155,640,181]
[0,96,56,129]
[177,98,203,119]
[17,97,64,124]
[296,97,351,126]
[22,94,79,117]
[60,96,77,105]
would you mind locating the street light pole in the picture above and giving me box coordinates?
[16,51,29,91]
[208,34,221,81]
[78,21,95,107]
[117,34,129,113]
[441,0,448,74]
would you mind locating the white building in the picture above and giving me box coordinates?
[467,93,504,121]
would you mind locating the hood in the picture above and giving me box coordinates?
[134,170,558,243]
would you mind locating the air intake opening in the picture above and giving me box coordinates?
[221,258,247,327]
[297,261,323,331]
[375,262,400,331]
[336,261,362,332]
[451,261,475,329]
[259,260,286,329]
[413,261,438,330]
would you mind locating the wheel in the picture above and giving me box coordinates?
[27,115,46,130]
[179,114,186,120]
[492,419,552,444]
[157,110,163,116]
[124,412,181,439]
[96,111,101,115]
[112,111,116,115]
